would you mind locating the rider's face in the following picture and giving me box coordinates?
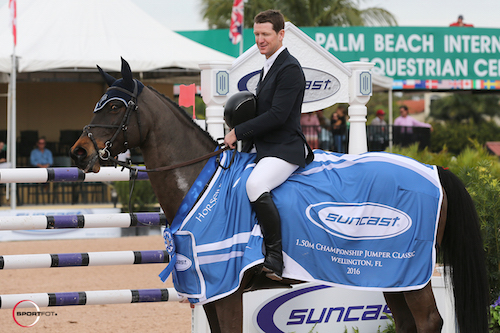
[254,22,284,59]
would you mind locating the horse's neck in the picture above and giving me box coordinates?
[139,90,217,222]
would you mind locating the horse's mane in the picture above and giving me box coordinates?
[146,86,218,146]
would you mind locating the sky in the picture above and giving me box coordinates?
[1,0,499,31]
[129,0,500,31]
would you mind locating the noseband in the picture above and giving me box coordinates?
[84,80,143,162]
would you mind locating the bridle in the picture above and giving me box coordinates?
[84,80,142,163]
[82,80,230,174]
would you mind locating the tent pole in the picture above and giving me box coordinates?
[8,53,17,210]
[6,70,12,202]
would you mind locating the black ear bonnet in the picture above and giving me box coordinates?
[94,59,144,112]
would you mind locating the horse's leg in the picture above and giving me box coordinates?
[403,282,443,333]
[203,302,222,333]
[212,285,245,332]
[383,292,417,333]
[205,268,258,333]
[201,288,244,333]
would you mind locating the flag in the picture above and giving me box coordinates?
[414,80,426,89]
[179,84,196,119]
[403,80,415,89]
[450,80,462,89]
[9,0,16,46]
[462,79,472,90]
[425,80,439,89]
[392,80,403,90]
[438,80,454,89]
[229,0,243,45]
[473,80,484,90]
[484,80,496,90]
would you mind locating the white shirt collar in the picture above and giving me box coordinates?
[263,46,286,78]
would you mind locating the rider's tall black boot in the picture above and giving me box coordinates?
[252,192,283,281]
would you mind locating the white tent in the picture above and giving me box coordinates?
[0,0,234,209]
[0,0,234,73]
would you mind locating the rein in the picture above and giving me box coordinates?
[106,146,231,174]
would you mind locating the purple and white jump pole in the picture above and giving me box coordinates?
[0,250,168,270]
[0,288,183,309]
[0,166,149,184]
[0,212,167,230]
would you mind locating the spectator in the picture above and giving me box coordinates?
[394,105,432,130]
[449,15,473,27]
[369,110,388,151]
[394,105,432,147]
[317,110,333,150]
[331,106,347,153]
[0,141,10,168]
[300,111,321,149]
[30,137,53,168]
[371,109,387,126]
[0,141,6,163]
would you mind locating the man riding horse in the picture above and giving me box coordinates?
[224,9,313,281]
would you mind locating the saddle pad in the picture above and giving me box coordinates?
[162,150,443,305]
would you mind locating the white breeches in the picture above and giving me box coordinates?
[246,157,299,202]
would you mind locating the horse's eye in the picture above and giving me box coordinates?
[110,104,119,111]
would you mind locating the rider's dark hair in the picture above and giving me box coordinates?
[254,10,284,33]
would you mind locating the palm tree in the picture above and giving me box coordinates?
[201,0,397,29]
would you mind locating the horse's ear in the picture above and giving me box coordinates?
[97,65,116,87]
[120,57,135,92]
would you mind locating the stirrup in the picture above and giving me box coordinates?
[262,266,283,281]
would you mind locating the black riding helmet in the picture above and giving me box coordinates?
[224,91,257,128]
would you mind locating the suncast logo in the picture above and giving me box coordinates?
[236,68,340,103]
[306,202,412,240]
[253,284,391,333]
[302,67,341,103]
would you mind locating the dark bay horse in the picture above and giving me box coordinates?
[70,59,489,333]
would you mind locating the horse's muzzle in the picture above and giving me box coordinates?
[70,140,101,173]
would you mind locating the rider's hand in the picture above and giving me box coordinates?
[224,129,237,149]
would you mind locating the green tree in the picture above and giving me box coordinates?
[201,0,397,29]
[430,93,500,124]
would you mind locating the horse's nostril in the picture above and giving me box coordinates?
[71,147,87,161]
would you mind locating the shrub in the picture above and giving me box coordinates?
[113,180,159,212]
[429,121,500,155]
[490,295,500,332]
[391,142,500,303]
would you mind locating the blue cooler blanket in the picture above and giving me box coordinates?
[160,150,443,305]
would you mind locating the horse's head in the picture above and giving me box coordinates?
[70,58,145,172]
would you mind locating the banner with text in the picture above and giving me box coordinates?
[302,26,500,90]
[179,26,500,90]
